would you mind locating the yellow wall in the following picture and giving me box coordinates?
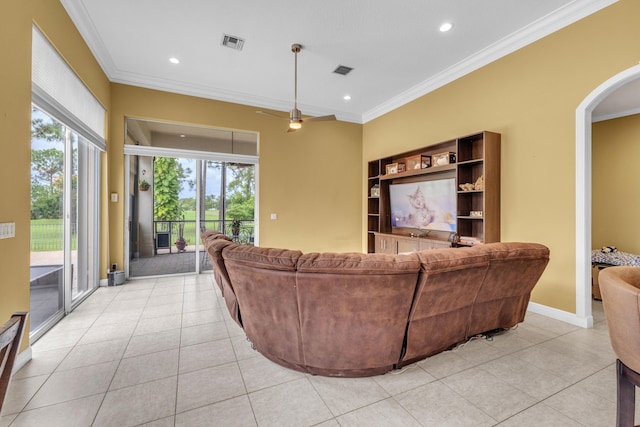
[4,0,640,348]
[0,0,110,348]
[108,84,363,269]
[363,0,640,313]
[592,114,640,254]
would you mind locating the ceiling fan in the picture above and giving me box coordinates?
[257,43,336,132]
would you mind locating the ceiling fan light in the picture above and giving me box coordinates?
[289,121,302,130]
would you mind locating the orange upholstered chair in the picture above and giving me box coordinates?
[599,267,640,427]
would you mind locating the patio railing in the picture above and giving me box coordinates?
[153,219,255,253]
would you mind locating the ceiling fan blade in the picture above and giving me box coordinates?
[256,110,287,119]
[302,114,337,123]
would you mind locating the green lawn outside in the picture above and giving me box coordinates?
[31,210,248,251]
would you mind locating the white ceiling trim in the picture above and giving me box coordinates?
[108,71,363,124]
[362,0,618,123]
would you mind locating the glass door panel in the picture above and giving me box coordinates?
[30,108,66,334]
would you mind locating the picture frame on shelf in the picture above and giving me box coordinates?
[386,163,399,174]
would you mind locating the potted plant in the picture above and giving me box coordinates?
[231,219,242,237]
[175,220,187,251]
[138,179,150,191]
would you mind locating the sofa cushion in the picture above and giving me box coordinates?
[296,252,420,376]
[201,233,239,325]
[399,246,490,366]
[222,244,305,370]
[466,242,550,336]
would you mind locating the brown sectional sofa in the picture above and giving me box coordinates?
[201,231,549,377]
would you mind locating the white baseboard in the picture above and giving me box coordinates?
[528,301,593,328]
[99,278,109,287]
[13,346,33,374]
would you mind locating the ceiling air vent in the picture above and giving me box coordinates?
[222,34,245,51]
[333,65,353,76]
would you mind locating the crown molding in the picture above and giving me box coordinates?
[108,71,363,124]
[362,0,618,123]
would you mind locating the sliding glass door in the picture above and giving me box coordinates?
[30,107,100,339]
[127,154,255,277]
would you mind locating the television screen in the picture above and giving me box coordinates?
[389,178,457,232]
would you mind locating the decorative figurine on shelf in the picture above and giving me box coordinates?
[474,175,484,191]
[459,183,474,191]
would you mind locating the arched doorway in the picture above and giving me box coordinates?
[575,64,640,326]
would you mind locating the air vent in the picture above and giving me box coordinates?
[333,65,353,76]
[222,34,245,51]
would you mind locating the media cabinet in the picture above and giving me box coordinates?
[367,131,501,253]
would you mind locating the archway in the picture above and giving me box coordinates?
[575,64,640,327]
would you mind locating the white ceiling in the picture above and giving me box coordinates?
[61,0,627,125]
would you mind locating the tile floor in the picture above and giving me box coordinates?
[0,274,629,426]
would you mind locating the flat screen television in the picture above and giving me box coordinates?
[389,178,457,232]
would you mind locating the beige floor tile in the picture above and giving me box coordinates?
[176,362,246,413]
[395,381,496,426]
[249,378,333,427]
[225,318,246,338]
[0,413,17,427]
[92,310,142,327]
[179,338,236,373]
[110,348,179,390]
[180,321,229,347]
[111,288,153,302]
[373,364,436,396]
[77,320,137,345]
[8,394,103,427]
[56,338,128,371]
[31,327,87,352]
[524,312,580,335]
[13,347,71,379]
[417,349,476,379]
[151,284,185,296]
[175,395,257,427]
[480,353,573,400]
[51,312,100,332]
[544,383,617,426]
[25,360,119,410]
[182,296,218,313]
[497,403,583,426]
[230,334,260,360]
[182,308,225,328]
[145,293,184,308]
[133,313,182,336]
[310,375,390,416]
[93,376,177,427]
[0,375,49,416]
[451,336,511,366]
[336,398,421,427]
[124,328,181,358]
[443,368,538,422]
[516,344,606,383]
[508,321,558,344]
[141,301,183,319]
[138,416,175,427]
[238,354,305,393]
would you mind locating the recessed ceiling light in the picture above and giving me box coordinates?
[343,95,351,101]
[179,134,186,138]
[169,57,180,64]
[439,22,453,32]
